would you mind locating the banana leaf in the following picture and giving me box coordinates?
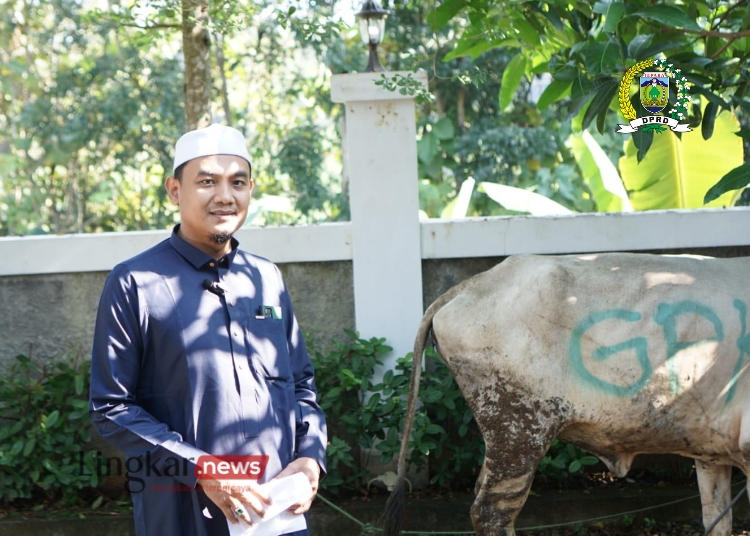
[618,108,743,210]
[478,182,573,216]
[440,178,476,218]
[569,130,633,213]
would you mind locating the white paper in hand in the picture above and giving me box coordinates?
[226,472,312,536]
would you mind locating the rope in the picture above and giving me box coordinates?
[316,494,370,527]
[517,492,702,532]
[703,485,747,536]
[316,481,745,536]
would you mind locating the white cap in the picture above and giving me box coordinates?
[172,124,252,172]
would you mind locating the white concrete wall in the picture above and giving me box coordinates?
[421,208,750,258]
[0,223,352,276]
[3,208,749,277]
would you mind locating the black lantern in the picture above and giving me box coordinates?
[354,0,388,72]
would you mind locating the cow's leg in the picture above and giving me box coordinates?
[695,460,732,536]
[470,398,562,536]
[471,459,539,536]
[474,459,487,496]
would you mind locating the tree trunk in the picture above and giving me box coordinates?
[181,0,212,131]
[215,33,232,126]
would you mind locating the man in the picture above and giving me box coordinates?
[90,124,327,536]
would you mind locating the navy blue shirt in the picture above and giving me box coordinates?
[90,227,327,536]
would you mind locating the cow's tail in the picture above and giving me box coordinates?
[384,282,466,536]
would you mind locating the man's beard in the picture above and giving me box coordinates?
[210,232,232,244]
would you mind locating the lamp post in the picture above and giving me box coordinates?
[354,0,388,72]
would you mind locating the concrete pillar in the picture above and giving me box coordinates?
[331,71,427,383]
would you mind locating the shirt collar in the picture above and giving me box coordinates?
[169,224,239,270]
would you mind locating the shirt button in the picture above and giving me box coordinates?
[209,262,215,267]
[238,364,245,370]
[233,331,238,337]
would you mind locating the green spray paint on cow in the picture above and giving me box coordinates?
[654,300,723,395]
[569,300,737,398]
[726,299,750,403]
[568,309,652,396]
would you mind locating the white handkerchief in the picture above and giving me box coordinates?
[226,472,312,536]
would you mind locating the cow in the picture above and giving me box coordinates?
[385,253,750,536]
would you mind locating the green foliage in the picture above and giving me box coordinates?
[455,121,560,186]
[417,0,750,203]
[309,330,392,493]
[375,73,436,105]
[0,355,95,505]
[371,3,595,218]
[705,161,750,204]
[3,0,749,231]
[277,125,336,219]
[536,439,601,482]
[499,54,528,111]
[0,0,183,235]
[0,0,351,235]
[619,105,743,209]
[310,331,484,493]
[568,130,632,213]
[416,348,485,489]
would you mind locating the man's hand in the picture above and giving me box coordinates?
[197,477,272,525]
[271,457,320,514]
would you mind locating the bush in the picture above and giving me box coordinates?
[537,440,601,482]
[0,355,97,505]
[308,330,392,493]
[310,330,485,493]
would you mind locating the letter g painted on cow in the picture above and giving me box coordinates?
[569,309,652,396]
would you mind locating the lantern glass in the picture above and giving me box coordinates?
[357,16,386,45]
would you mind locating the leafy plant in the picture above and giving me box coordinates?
[428,1,749,145]
[0,355,96,505]
[309,330,394,493]
[310,331,485,493]
[375,73,435,105]
[478,182,574,216]
[410,348,484,490]
[619,105,744,209]
[568,130,633,213]
[400,0,750,208]
[536,439,601,482]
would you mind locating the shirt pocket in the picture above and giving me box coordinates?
[246,318,292,381]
